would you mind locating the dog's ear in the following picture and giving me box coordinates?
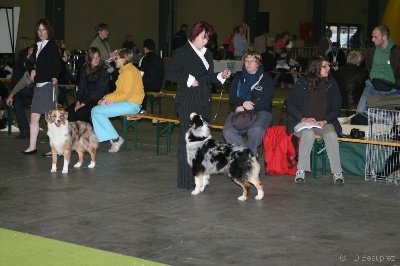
[190,112,197,120]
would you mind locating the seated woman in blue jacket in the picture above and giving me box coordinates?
[223,51,275,156]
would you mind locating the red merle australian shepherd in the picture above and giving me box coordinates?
[185,113,264,201]
[45,110,98,173]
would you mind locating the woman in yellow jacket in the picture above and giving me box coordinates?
[92,48,144,152]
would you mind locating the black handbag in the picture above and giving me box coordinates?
[231,109,257,130]
[370,78,400,92]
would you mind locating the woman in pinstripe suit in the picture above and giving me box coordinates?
[166,21,231,189]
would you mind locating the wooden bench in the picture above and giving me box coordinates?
[312,136,400,179]
[146,91,285,115]
[121,113,224,155]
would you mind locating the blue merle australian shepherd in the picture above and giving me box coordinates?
[185,113,264,201]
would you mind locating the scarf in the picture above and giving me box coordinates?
[238,65,264,100]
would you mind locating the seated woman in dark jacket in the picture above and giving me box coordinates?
[65,47,110,123]
[223,51,275,156]
[286,55,344,185]
[333,50,368,110]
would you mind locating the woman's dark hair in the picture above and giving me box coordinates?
[35,18,53,42]
[305,54,329,90]
[188,21,213,42]
[85,47,101,75]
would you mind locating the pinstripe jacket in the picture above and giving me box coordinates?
[166,42,222,107]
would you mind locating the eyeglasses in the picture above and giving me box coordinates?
[244,60,258,64]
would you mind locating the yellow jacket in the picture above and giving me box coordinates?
[105,63,144,104]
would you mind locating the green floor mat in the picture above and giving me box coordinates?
[0,228,167,266]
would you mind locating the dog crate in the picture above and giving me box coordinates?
[365,108,400,185]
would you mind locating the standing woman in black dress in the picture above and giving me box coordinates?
[166,21,231,189]
[22,19,60,155]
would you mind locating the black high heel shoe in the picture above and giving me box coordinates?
[20,149,37,155]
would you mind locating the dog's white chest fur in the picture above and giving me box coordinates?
[47,123,70,154]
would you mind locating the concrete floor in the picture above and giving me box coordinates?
[1,96,400,266]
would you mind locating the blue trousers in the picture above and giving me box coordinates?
[357,85,391,113]
[91,101,141,142]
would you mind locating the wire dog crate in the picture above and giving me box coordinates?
[365,108,400,185]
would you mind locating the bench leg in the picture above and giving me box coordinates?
[312,139,327,179]
[149,94,162,114]
[156,121,175,155]
[121,117,139,151]
[312,141,318,179]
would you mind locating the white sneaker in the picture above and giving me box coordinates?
[294,170,305,183]
[280,82,285,89]
[333,172,344,185]
[139,110,146,114]
[109,136,124,153]
[287,83,293,89]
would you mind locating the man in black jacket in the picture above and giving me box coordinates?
[327,42,346,72]
[138,39,164,114]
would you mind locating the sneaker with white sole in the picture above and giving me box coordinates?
[294,170,305,183]
[109,136,124,153]
[333,172,344,185]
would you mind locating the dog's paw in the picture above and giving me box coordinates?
[74,162,82,168]
[238,196,248,201]
[255,191,264,200]
[191,189,200,195]
[87,161,95,168]
[50,168,57,173]
[62,168,68,174]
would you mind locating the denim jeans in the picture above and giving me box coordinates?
[356,85,391,113]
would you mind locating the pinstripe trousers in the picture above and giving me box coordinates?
[176,101,211,189]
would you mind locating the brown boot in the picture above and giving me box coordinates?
[15,130,29,140]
